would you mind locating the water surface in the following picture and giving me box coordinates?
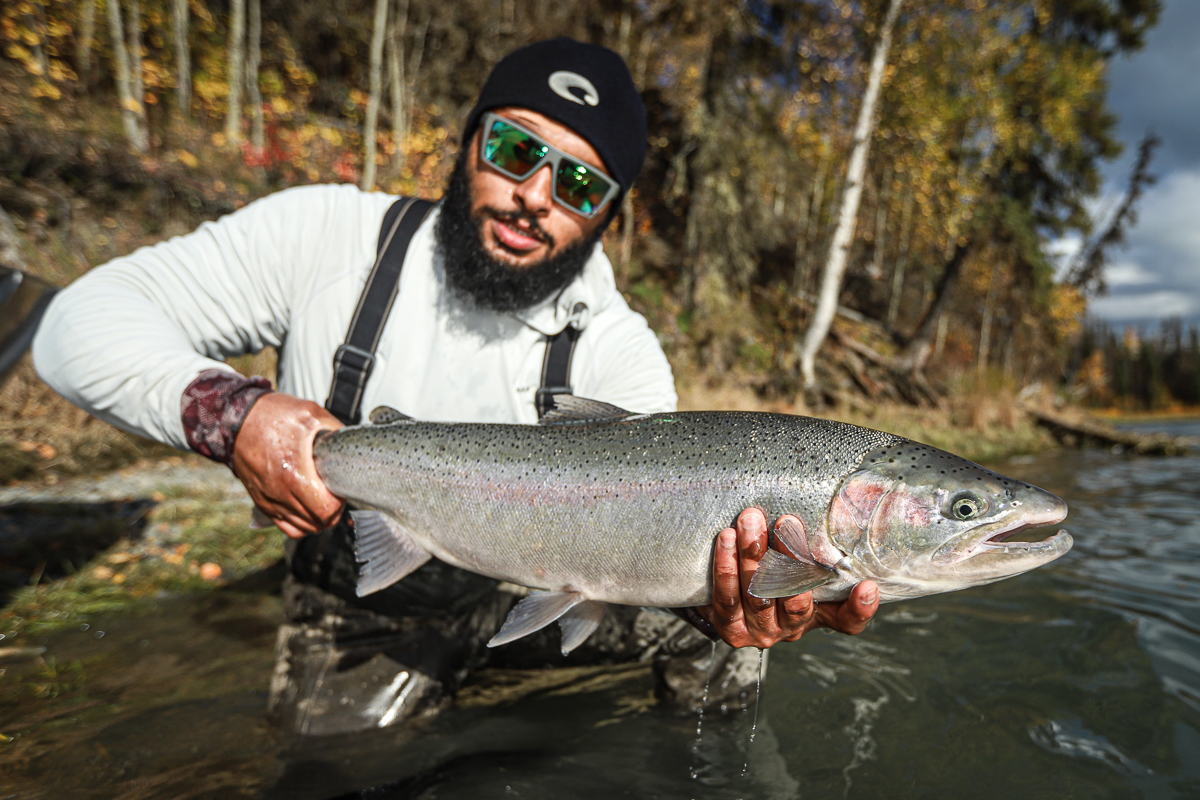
[4,439,1200,799]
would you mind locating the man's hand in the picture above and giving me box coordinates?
[231,392,345,539]
[696,507,879,648]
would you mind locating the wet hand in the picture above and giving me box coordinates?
[230,392,345,538]
[696,508,879,648]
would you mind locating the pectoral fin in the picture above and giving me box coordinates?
[773,516,843,567]
[558,601,608,655]
[351,510,431,596]
[748,549,837,599]
[487,590,585,648]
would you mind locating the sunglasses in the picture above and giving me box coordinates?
[479,112,620,219]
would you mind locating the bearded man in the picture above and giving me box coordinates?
[33,38,878,734]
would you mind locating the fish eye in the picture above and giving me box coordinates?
[949,494,987,520]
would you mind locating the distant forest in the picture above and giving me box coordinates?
[0,0,1165,404]
[1069,320,1200,410]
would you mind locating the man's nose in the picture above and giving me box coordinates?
[511,164,554,215]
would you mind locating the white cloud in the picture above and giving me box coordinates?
[1131,169,1200,256]
[1046,234,1083,280]
[1086,165,1200,323]
[1090,290,1197,321]
[1104,260,1158,287]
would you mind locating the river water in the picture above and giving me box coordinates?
[3,427,1200,799]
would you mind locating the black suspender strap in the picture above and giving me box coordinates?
[325,197,434,425]
[536,325,581,419]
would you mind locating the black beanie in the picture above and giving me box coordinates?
[462,38,647,197]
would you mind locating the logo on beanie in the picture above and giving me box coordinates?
[548,71,599,106]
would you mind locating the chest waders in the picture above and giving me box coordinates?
[268,199,755,737]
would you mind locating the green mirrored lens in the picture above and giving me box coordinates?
[484,121,547,177]
[556,161,612,215]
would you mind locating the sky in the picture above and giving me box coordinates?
[1079,0,1200,328]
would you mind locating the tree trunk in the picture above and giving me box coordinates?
[106,0,148,152]
[26,6,50,81]
[361,0,389,191]
[77,0,97,87]
[886,190,915,328]
[793,142,828,295]
[387,0,411,178]
[128,0,144,114]
[798,0,904,389]
[976,260,1000,375]
[869,165,892,279]
[224,0,246,143]
[247,0,264,155]
[619,192,635,267]
[172,0,190,116]
[898,238,971,373]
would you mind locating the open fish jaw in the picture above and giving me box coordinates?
[933,502,1070,566]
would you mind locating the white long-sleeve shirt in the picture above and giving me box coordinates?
[33,183,677,449]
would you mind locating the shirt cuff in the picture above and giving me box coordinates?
[180,368,273,465]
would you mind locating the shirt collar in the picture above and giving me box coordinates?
[512,241,615,336]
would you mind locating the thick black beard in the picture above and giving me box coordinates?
[434,152,604,314]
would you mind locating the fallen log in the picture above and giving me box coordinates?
[1026,406,1195,456]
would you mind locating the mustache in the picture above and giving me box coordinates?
[478,206,556,250]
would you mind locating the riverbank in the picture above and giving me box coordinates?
[0,456,283,643]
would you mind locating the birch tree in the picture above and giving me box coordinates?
[247,0,264,155]
[361,0,390,190]
[224,0,245,143]
[797,0,903,390]
[127,0,144,118]
[172,0,190,116]
[77,0,97,87]
[386,0,411,178]
[105,0,148,152]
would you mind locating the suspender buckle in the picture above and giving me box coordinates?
[331,344,377,386]
[536,386,573,416]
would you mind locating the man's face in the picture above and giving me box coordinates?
[466,106,610,269]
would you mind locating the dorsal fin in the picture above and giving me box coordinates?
[368,405,413,424]
[540,395,632,426]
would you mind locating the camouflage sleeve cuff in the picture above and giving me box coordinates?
[671,607,720,641]
[180,368,274,465]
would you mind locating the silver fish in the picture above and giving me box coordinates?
[313,397,1072,654]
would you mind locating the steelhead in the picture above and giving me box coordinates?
[312,397,1072,654]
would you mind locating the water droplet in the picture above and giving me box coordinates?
[94,631,105,639]
[741,648,766,777]
[79,623,90,631]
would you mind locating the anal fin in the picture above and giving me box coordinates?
[558,600,607,655]
[748,549,837,599]
[487,590,584,648]
[351,509,431,596]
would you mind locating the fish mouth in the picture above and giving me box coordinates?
[935,505,1071,566]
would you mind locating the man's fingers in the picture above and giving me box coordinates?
[777,590,815,627]
[736,509,777,638]
[817,580,879,635]
[276,518,310,540]
[711,528,742,614]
